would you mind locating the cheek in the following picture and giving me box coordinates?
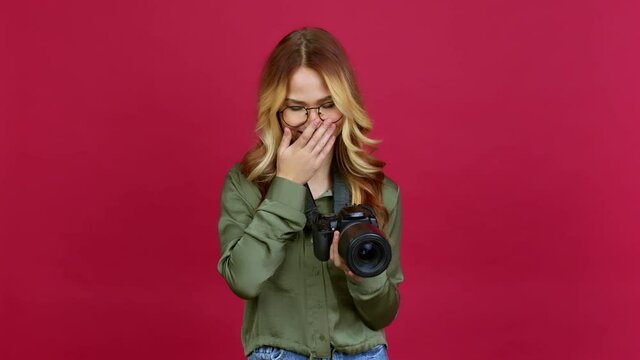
[281,121,302,139]
[291,128,304,142]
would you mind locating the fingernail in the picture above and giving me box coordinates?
[313,119,321,126]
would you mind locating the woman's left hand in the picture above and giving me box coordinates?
[330,231,364,283]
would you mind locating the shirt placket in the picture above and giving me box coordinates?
[304,196,333,358]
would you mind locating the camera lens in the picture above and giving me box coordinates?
[338,221,392,278]
[353,240,384,271]
[347,234,391,277]
[357,242,378,261]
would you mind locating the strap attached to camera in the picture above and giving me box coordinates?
[303,162,352,229]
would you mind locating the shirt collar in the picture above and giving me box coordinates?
[316,188,333,199]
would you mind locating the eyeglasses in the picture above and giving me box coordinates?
[277,102,343,128]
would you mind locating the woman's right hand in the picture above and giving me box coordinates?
[276,118,336,185]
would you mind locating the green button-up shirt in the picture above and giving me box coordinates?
[217,164,404,358]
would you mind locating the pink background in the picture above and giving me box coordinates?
[2,0,639,359]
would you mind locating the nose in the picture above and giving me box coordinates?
[306,107,322,123]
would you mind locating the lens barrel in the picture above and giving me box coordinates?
[338,222,392,277]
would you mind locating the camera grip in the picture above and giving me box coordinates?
[312,229,333,261]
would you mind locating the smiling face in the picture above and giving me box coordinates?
[281,66,344,141]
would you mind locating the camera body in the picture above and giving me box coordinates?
[311,204,392,277]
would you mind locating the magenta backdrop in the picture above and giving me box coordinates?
[2,0,639,359]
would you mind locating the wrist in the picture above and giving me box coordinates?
[264,176,308,218]
[276,172,305,185]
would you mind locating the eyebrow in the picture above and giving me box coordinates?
[285,95,333,105]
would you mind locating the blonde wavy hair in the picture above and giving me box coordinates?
[240,27,389,229]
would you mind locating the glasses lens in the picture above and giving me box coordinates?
[282,107,307,127]
[281,103,342,127]
[319,103,341,122]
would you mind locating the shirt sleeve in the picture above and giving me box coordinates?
[345,187,404,330]
[217,169,308,299]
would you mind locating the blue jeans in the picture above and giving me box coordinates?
[247,345,388,360]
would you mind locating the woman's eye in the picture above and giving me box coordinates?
[321,102,335,109]
[288,106,304,111]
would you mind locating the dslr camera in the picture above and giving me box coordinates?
[311,204,392,277]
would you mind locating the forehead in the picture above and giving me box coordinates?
[287,66,331,102]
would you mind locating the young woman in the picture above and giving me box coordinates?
[217,27,403,360]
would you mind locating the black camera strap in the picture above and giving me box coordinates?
[332,163,352,214]
[303,162,352,229]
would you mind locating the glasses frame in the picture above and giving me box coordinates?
[277,102,344,129]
